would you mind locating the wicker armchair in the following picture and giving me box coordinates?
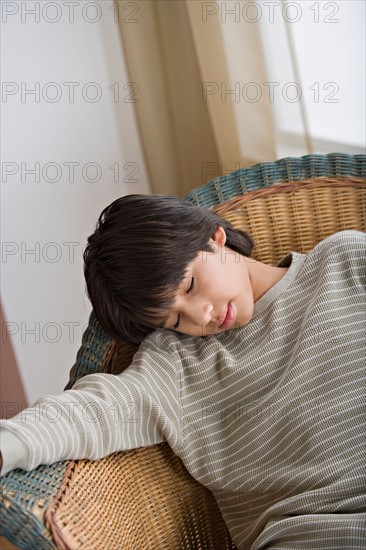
[1,153,365,550]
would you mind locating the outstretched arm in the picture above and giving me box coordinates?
[0,365,179,476]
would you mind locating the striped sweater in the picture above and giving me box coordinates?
[1,230,365,549]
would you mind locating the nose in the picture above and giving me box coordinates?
[184,297,213,325]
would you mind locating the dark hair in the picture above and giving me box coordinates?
[83,194,254,343]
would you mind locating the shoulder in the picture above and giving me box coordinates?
[317,229,365,248]
[309,230,365,261]
[138,328,221,363]
[132,329,188,371]
[303,230,366,288]
[139,328,185,354]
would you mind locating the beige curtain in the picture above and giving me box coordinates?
[118,0,276,197]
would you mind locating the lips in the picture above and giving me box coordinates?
[218,306,228,327]
[218,303,235,329]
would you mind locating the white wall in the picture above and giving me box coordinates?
[1,1,151,406]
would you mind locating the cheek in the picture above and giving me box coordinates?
[237,292,255,324]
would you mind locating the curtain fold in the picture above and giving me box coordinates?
[117,0,277,196]
[118,0,220,196]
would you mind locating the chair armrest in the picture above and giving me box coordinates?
[1,445,237,549]
[44,444,236,550]
[1,461,70,549]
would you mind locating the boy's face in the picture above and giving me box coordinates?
[162,226,257,337]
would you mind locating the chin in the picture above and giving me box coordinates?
[234,311,254,329]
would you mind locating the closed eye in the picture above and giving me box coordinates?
[173,277,195,330]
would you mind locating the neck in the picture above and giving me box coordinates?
[247,258,288,303]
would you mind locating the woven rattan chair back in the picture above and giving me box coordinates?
[213,177,365,264]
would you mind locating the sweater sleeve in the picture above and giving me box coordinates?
[1,430,29,475]
[0,331,182,476]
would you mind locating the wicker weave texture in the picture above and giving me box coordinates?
[44,445,236,550]
[185,153,366,208]
[64,311,116,391]
[1,462,70,550]
[213,177,366,265]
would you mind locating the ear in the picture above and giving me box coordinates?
[210,226,227,248]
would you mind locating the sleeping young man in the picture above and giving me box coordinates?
[1,194,365,549]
